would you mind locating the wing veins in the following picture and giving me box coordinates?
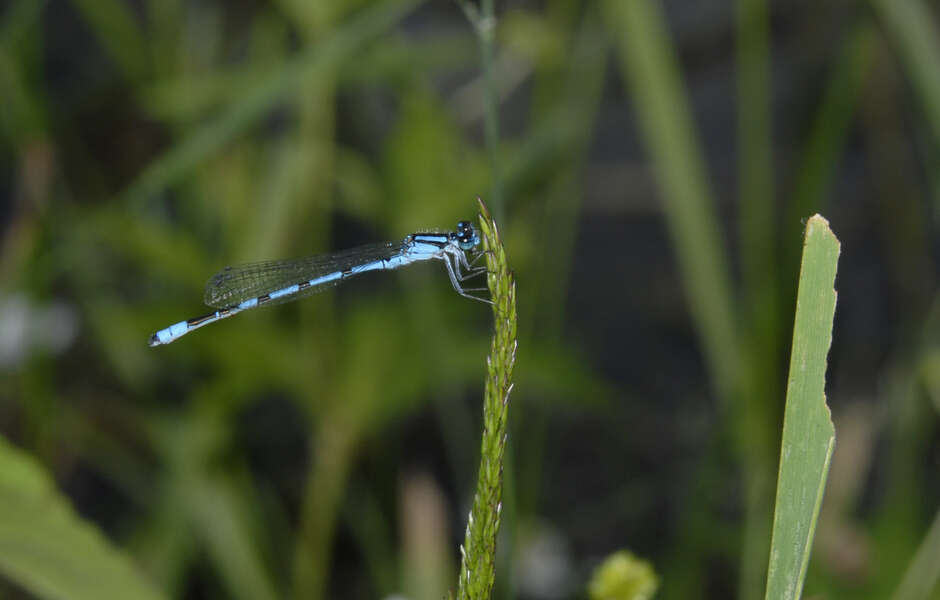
[203,240,405,308]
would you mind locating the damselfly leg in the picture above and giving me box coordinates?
[443,253,493,304]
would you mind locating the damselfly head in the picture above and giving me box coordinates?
[455,220,480,251]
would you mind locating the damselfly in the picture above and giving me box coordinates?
[149,221,489,346]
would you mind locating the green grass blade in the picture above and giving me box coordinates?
[455,198,517,600]
[765,215,839,600]
[890,507,940,600]
[0,435,167,600]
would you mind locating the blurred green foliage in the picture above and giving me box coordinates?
[0,0,938,599]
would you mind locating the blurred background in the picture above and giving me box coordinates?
[1,0,938,599]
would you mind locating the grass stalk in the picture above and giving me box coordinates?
[454,198,517,600]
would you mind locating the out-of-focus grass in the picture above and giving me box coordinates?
[121,0,423,207]
[0,0,46,145]
[870,0,940,144]
[457,0,504,225]
[735,1,781,597]
[786,23,876,241]
[601,0,740,406]
[601,1,937,599]
[70,0,148,83]
[601,2,764,598]
[891,508,940,600]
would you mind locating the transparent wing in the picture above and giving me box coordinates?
[204,240,406,308]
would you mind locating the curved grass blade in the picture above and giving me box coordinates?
[0,435,166,600]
